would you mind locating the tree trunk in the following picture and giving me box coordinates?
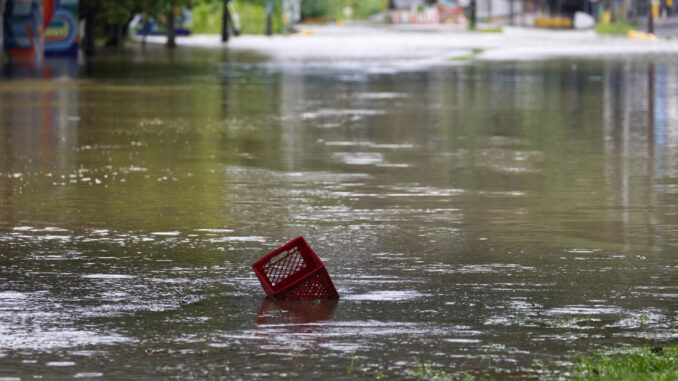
[117,23,124,51]
[104,15,133,48]
[167,2,177,48]
[266,14,272,36]
[469,0,477,29]
[266,0,273,35]
[83,1,96,56]
[222,0,230,42]
[141,15,147,47]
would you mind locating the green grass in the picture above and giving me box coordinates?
[449,48,484,61]
[351,0,384,20]
[570,345,678,380]
[408,345,678,380]
[594,21,637,35]
[412,357,478,380]
[301,0,383,21]
[470,26,503,33]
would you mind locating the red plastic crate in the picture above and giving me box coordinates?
[252,236,339,300]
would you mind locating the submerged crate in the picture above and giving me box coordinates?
[252,236,339,300]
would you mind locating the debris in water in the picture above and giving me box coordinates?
[252,236,339,300]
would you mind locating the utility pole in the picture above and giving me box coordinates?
[222,0,231,42]
[509,0,514,25]
[647,0,654,33]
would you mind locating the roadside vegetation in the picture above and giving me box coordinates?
[191,0,383,35]
[449,48,484,61]
[192,0,282,35]
[300,0,383,22]
[407,345,678,380]
[469,26,503,33]
[570,345,678,380]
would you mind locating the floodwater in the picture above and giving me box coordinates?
[1,45,677,380]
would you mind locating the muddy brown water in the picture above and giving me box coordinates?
[0,46,677,380]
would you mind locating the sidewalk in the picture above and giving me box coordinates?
[137,23,678,70]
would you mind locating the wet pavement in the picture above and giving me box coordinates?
[0,38,677,379]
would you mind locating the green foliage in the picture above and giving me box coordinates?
[191,0,281,35]
[594,21,637,35]
[301,0,338,20]
[571,346,678,381]
[239,1,282,35]
[98,0,138,24]
[352,0,384,19]
[192,1,223,33]
[93,0,196,24]
[301,0,383,21]
[346,352,355,373]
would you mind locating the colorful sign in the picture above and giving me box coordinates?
[45,0,78,55]
[2,0,75,64]
[3,0,48,64]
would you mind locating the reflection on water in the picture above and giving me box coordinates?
[255,299,338,354]
[0,46,677,379]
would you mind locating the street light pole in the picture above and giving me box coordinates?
[509,0,514,25]
[469,0,477,29]
[647,0,654,33]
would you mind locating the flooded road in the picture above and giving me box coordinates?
[1,45,677,379]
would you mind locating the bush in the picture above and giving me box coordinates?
[301,0,337,20]
[352,0,384,20]
[192,1,222,34]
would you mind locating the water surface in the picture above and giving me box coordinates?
[1,46,677,379]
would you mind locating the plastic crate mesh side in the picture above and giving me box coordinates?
[283,272,332,299]
[262,245,307,287]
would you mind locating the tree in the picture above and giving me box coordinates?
[78,0,194,53]
[164,0,195,48]
[100,0,138,48]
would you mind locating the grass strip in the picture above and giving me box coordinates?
[449,48,484,61]
[570,345,678,380]
[594,21,637,35]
